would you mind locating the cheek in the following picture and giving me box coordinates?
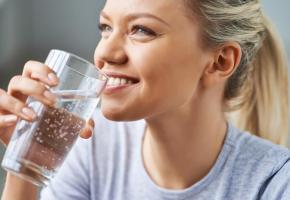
[130,41,203,112]
[93,41,107,68]
[133,40,202,90]
[100,36,208,121]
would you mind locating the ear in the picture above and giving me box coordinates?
[201,42,242,88]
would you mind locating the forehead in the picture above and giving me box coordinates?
[103,0,187,18]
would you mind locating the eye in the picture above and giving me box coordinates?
[98,23,113,37]
[131,25,157,37]
[98,23,112,32]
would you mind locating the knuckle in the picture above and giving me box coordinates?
[9,75,22,84]
[35,84,47,95]
[24,60,52,77]
[12,102,24,113]
[23,60,36,71]
[26,81,47,97]
[8,75,22,90]
[0,93,12,108]
[0,90,7,103]
[0,88,5,95]
[6,97,23,112]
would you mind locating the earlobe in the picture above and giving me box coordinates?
[200,60,217,87]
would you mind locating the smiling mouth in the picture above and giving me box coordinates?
[107,76,139,87]
[103,71,140,87]
[101,71,140,95]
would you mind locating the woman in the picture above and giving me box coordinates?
[1,0,289,199]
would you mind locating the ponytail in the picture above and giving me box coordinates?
[188,0,288,145]
[230,16,289,146]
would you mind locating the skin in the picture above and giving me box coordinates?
[0,62,95,199]
[0,0,241,198]
[95,0,241,189]
[0,61,94,145]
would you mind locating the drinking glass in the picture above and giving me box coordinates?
[1,49,108,186]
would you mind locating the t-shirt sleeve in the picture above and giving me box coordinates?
[39,137,90,200]
[261,159,290,200]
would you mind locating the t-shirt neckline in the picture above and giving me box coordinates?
[136,121,235,199]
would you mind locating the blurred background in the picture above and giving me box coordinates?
[0,0,289,194]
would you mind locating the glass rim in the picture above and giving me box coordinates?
[48,49,109,81]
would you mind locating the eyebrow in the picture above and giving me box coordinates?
[100,11,170,27]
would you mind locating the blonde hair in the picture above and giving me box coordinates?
[185,0,289,145]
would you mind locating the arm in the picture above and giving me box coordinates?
[2,173,38,200]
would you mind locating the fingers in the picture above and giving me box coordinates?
[8,75,56,106]
[23,60,59,86]
[4,61,59,108]
[0,114,18,127]
[0,60,60,145]
[80,119,95,139]
[88,118,95,128]
[0,89,37,121]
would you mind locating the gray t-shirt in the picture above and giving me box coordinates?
[40,110,290,200]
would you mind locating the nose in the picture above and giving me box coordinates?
[94,33,128,68]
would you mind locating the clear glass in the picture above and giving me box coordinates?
[1,49,108,186]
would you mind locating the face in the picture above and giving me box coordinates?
[94,0,212,121]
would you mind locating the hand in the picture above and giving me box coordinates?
[81,118,95,139]
[0,60,95,146]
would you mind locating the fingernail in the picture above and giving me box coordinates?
[43,90,57,102]
[3,115,18,123]
[22,107,37,120]
[48,73,58,84]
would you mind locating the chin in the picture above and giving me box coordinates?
[100,104,141,122]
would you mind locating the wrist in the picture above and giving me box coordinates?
[2,173,39,200]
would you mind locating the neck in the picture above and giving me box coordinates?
[143,95,227,189]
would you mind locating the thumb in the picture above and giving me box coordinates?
[80,118,95,139]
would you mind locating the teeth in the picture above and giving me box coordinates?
[108,78,114,85]
[121,78,126,85]
[107,77,135,86]
[114,78,120,85]
[100,75,107,81]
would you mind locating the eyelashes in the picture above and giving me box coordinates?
[98,23,158,37]
[131,25,157,36]
[98,23,112,33]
